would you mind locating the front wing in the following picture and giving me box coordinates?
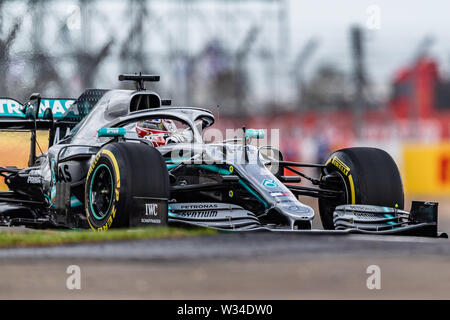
[167,201,447,238]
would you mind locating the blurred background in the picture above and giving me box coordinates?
[1,0,450,196]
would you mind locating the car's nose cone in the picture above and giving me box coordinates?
[278,202,315,220]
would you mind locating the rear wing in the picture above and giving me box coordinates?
[0,97,75,130]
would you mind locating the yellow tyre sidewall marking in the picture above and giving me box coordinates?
[86,149,121,231]
[348,174,356,204]
[329,155,356,205]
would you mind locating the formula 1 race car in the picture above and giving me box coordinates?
[0,74,444,237]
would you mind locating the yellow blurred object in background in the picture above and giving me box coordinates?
[403,143,450,195]
[0,130,49,191]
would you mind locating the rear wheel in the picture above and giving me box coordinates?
[85,142,169,231]
[318,147,404,230]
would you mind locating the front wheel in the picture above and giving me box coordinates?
[85,142,169,231]
[318,147,404,230]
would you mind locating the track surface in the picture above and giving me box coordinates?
[0,232,448,261]
[1,196,450,299]
[1,232,450,299]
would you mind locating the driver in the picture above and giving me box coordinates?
[135,119,192,147]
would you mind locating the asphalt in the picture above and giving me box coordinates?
[1,195,450,299]
[1,232,450,299]
[0,232,448,261]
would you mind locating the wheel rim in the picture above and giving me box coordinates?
[89,164,114,220]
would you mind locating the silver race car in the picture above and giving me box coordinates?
[0,74,444,237]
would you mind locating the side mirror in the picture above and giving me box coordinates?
[278,176,301,183]
[245,129,265,140]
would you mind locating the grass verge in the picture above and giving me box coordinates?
[0,226,216,248]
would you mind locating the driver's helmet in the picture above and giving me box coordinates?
[135,119,177,147]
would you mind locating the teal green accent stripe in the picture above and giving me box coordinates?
[245,129,265,139]
[238,179,268,209]
[198,164,231,175]
[383,212,396,225]
[165,157,193,162]
[43,193,53,208]
[70,196,83,208]
[175,164,268,209]
[201,164,268,208]
[50,186,56,198]
[48,187,56,208]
